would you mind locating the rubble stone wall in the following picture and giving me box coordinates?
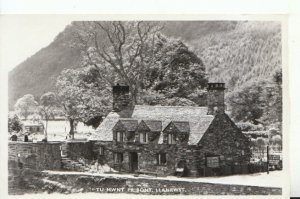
[62,141,95,161]
[93,141,202,177]
[8,142,62,189]
[199,113,252,165]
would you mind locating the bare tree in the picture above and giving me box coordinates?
[70,21,163,104]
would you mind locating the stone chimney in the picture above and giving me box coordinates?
[112,84,132,113]
[207,83,226,115]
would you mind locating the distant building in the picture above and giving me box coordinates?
[88,83,251,177]
[23,121,44,134]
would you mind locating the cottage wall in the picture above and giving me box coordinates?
[92,139,203,177]
[198,113,251,170]
[93,141,115,165]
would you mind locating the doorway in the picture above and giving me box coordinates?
[129,152,138,172]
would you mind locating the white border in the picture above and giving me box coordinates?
[0,0,289,14]
[0,0,299,196]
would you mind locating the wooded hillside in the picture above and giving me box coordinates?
[9,21,281,113]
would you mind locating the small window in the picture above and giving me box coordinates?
[116,132,125,142]
[139,132,148,143]
[123,132,126,142]
[167,134,176,144]
[99,146,104,155]
[241,150,245,155]
[114,152,123,163]
[139,132,144,143]
[206,156,220,168]
[116,132,121,142]
[157,153,167,165]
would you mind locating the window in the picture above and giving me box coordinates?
[241,150,245,155]
[157,153,167,165]
[114,152,123,163]
[206,156,220,168]
[123,132,126,142]
[116,132,126,142]
[139,132,148,143]
[99,146,104,155]
[117,132,121,142]
[167,134,176,144]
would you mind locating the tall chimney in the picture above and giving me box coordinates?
[207,83,226,115]
[112,84,132,112]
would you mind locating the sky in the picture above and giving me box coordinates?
[0,16,73,72]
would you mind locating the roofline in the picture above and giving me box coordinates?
[162,121,181,133]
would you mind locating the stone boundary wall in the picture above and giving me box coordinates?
[8,142,62,171]
[8,142,62,189]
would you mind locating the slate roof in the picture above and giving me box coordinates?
[119,119,138,132]
[171,121,190,133]
[89,105,215,145]
[142,120,162,132]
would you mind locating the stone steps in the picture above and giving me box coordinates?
[61,157,91,172]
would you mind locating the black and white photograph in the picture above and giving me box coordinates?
[2,16,289,197]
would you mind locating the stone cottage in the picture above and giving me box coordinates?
[89,83,251,177]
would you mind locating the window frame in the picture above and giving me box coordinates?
[139,132,149,143]
[116,132,126,142]
[99,146,104,155]
[157,153,167,165]
[167,133,176,144]
[114,152,123,163]
[116,132,122,142]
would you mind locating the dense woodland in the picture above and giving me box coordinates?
[8,21,282,140]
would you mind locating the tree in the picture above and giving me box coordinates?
[70,21,207,105]
[227,80,268,124]
[70,21,163,104]
[39,92,59,140]
[56,67,111,138]
[262,70,282,130]
[8,114,23,133]
[14,94,38,120]
[143,34,208,101]
[140,89,198,106]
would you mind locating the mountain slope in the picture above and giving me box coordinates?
[192,21,281,89]
[8,28,82,108]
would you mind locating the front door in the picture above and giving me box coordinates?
[129,152,138,172]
